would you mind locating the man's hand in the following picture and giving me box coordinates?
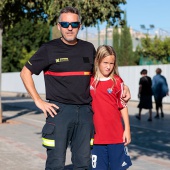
[35,99,59,118]
[20,66,59,118]
[122,85,131,102]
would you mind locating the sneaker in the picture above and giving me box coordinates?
[135,115,141,120]
[154,115,159,119]
[148,118,152,122]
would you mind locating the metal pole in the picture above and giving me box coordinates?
[97,22,100,46]
[86,27,88,41]
[0,28,3,123]
[49,25,52,40]
[105,25,108,45]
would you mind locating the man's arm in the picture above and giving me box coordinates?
[20,66,59,117]
[122,85,131,102]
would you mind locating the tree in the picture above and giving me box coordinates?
[136,36,170,64]
[0,24,2,123]
[2,18,49,72]
[112,27,121,64]
[112,11,134,66]
[51,0,126,27]
[119,12,133,66]
[0,0,127,33]
[1,0,128,72]
[0,0,48,33]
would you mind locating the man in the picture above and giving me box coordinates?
[136,69,152,121]
[152,68,169,118]
[20,6,131,170]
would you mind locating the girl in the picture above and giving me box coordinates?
[90,45,132,170]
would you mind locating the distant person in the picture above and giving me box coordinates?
[90,45,132,170]
[152,68,169,118]
[136,69,152,121]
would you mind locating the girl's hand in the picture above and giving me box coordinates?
[123,129,131,146]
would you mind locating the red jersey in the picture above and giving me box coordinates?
[90,75,127,144]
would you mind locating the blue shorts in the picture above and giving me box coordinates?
[91,143,132,170]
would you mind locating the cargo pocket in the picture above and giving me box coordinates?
[42,122,55,149]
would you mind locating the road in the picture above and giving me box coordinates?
[0,94,170,170]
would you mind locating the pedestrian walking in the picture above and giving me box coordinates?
[136,69,152,121]
[20,6,131,170]
[90,45,132,170]
[152,68,169,118]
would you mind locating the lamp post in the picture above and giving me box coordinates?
[105,24,109,45]
[97,22,100,46]
[140,24,154,34]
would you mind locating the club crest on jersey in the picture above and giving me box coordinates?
[56,58,69,63]
[107,88,113,94]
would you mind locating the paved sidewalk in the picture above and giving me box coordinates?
[0,94,170,170]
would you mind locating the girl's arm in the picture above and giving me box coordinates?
[121,107,131,146]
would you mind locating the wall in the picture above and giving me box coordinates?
[1,64,170,103]
[119,64,170,103]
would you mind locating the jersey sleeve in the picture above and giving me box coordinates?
[115,75,127,110]
[25,44,49,75]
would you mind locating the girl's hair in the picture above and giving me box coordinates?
[58,6,81,22]
[94,45,119,79]
[92,45,119,88]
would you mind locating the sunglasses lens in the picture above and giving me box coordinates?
[59,22,69,28]
[59,22,80,28]
[71,22,80,28]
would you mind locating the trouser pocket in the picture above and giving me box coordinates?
[42,122,55,149]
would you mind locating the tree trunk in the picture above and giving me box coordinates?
[0,27,3,123]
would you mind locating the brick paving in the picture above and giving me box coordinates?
[0,94,170,170]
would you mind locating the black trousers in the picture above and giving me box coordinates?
[42,101,94,170]
[154,96,163,110]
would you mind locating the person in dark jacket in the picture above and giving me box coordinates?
[152,68,169,118]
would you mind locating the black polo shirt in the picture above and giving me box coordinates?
[25,38,96,104]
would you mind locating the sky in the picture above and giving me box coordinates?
[122,0,170,33]
[79,0,170,36]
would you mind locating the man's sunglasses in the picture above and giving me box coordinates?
[59,22,80,28]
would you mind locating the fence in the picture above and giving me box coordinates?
[1,64,170,104]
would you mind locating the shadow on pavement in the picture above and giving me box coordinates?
[1,95,170,165]
[2,96,43,122]
[129,112,170,161]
